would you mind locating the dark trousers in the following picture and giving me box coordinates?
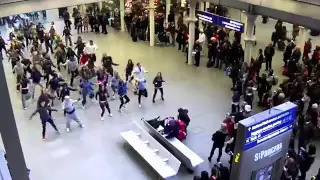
[138,89,148,104]
[265,58,272,70]
[45,43,53,53]
[299,171,307,180]
[41,119,58,138]
[77,25,83,34]
[16,75,21,91]
[152,88,164,100]
[99,101,111,117]
[64,20,71,29]
[101,24,107,34]
[70,70,78,87]
[125,73,134,82]
[82,94,87,106]
[209,143,223,162]
[119,95,130,109]
[83,25,89,32]
[231,104,240,113]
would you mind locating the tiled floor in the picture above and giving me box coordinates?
[0,9,319,180]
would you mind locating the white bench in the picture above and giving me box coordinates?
[120,124,181,179]
[142,119,204,173]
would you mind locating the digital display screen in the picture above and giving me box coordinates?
[196,10,244,33]
[252,164,273,180]
[244,108,297,151]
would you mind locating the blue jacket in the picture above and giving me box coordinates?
[80,80,94,96]
[118,82,127,96]
[111,77,119,87]
[137,80,147,90]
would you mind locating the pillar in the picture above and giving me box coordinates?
[0,61,29,180]
[98,1,103,11]
[199,2,205,30]
[243,13,257,64]
[149,0,156,46]
[120,0,125,32]
[187,1,197,65]
[165,0,171,24]
[205,2,210,11]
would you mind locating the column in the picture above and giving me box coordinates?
[98,1,103,11]
[165,0,171,24]
[187,1,197,65]
[243,13,257,64]
[120,0,125,32]
[205,2,210,11]
[148,0,156,46]
[0,61,29,180]
[199,2,205,30]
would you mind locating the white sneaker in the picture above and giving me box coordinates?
[82,106,85,109]
[138,104,141,108]
[118,109,123,113]
[100,117,104,121]
[79,124,84,128]
[66,128,70,132]
[23,107,27,110]
[109,113,113,117]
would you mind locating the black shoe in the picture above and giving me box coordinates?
[152,99,155,103]
[161,97,164,101]
[208,157,211,162]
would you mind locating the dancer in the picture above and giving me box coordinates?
[30,66,44,99]
[152,72,165,103]
[102,53,118,76]
[118,79,130,112]
[132,62,148,93]
[96,68,108,87]
[29,101,59,141]
[79,79,95,109]
[84,40,98,62]
[59,83,77,102]
[48,73,64,106]
[111,71,120,99]
[95,85,112,120]
[137,79,148,108]
[125,59,134,82]
[62,96,84,132]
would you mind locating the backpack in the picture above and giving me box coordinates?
[176,120,187,141]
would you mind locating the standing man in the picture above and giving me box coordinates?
[208,123,227,163]
[264,43,275,71]
[63,10,71,29]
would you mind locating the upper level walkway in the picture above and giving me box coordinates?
[206,0,320,30]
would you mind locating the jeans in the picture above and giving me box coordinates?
[21,93,28,109]
[41,119,58,138]
[119,95,130,109]
[83,25,89,33]
[99,101,111,117]
[65,36,72,46]
[209,143,223,162]
[138,89,148,104]
[152,88,164,101]
[77,26,83,34]
[70,70,78,87]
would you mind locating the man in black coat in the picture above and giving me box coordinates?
[177,108,190,127]
[264,43,275,71]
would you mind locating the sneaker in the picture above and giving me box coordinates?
[79,124,84,128]
[138,104,141,108]
[152,100,155,103]
[101,117,104,121]
[118,108,123,113]
[66,128,70,132]
[82,106,85,109]
[109,113,113,117]
[42,137,46,141]
[23,107,27,110]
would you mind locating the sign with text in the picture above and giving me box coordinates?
[196,10,245,33]
[243,104,297,151]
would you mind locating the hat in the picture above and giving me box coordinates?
[312,103,318,109]
[244,105,252,112]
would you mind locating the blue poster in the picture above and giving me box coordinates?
[242,102,297,151]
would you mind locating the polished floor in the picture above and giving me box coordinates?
[0,13,319,180]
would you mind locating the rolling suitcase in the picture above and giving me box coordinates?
[277,40,285,51]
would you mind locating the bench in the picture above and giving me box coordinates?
[120,123,181,179]
[142,119,204,173]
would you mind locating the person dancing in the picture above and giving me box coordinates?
[152,72,165,103]
[96,85,112,120]
[118,79,130,112]
[137,79,148,108]
[62,96,84,132]
[29,101,59,141]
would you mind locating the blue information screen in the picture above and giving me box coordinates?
[196,11,244,33]
[244,108,297,151]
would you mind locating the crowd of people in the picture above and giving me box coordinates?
[1,3,320,180]
[0,9,169,141]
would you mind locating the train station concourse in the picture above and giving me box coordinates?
[0,0,320,180]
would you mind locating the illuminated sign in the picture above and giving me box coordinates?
[196,11,245,33]
[244,108,297,151]
[254,143,282,161]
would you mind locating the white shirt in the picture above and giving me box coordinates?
[84,44,98,54]
[133,66,147,81]
[62,99,78,112]
[198,33,206,44]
